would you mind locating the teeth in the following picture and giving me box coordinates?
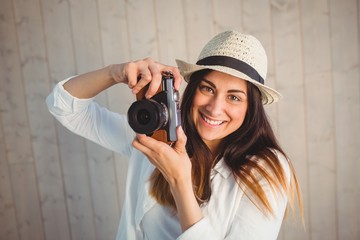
[202,114,223,126]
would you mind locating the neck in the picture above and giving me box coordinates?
[204,140,222,159]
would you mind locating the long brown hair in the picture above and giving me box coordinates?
[150,69,303,217]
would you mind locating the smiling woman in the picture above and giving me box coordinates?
[150,31,303,239]
[191,71,249,153]
[46,30,303,240]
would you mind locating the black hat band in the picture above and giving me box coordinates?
[196,55,264,84]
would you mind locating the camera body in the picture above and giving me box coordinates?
[127,71,181,143]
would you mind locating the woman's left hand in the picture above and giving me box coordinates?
[132,126,192,187]
[133,126,204,231]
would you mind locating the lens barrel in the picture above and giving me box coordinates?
[127,99,168,134]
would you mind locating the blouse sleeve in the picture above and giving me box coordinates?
[46,78,135,158]
[177,153,290,240]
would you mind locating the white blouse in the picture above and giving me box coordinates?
[46,78,290,240]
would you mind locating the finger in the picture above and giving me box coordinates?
[123,62,139,88]
[132,135,170,168]
[145,62,162,98]
[132,134,152,155]
[129,60,153,94]
[136,133,170,151]
[154,64,182,91]
[131,58,163,96]
[131,70,152,94]
[170,67,182,91]
[173,126,187,154]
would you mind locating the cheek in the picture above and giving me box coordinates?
[191,93,206,123]
[229,106,247,126]
[192,91,203,106]
[191,92,205,112]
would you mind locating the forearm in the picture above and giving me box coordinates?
[63,65,119,99]
[170,179,203,232]
[62,58,182,100]
[133,127,201,231]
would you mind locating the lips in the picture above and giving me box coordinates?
[200,113,224,126]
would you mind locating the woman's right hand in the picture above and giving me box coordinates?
[110,57,182,99]
[63,57,181,100]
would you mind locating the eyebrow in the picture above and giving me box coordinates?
[201,78,247,96]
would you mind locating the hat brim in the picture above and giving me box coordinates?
[176,59,282,105]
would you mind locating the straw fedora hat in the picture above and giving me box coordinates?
[176,30,281,104]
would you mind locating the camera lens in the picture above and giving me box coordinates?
[127,99,168,134]
[137,109,151,125]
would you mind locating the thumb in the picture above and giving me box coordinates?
[173,126,187,153]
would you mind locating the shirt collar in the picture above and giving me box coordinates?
[211,158,232,179]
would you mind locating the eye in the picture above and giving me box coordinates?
[228,95,239,101]
[227,94,243,102]
[199,85,214,94]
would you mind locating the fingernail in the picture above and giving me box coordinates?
[178,126,183,133]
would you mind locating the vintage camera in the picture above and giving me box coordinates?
[127,71,181,143]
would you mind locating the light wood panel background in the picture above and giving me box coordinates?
[0,0,359,239]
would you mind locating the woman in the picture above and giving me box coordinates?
[47,30,302,239]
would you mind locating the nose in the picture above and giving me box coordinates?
[205,96,224,117]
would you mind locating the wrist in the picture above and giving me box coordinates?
[169,178,191,193]
[108,63,125,84]
[169,176,195,205]
[169,178,203,231]
[168,171,193,193]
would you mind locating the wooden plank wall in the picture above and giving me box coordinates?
[0,0,359,239]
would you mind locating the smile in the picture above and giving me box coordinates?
[201,113,224,126]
